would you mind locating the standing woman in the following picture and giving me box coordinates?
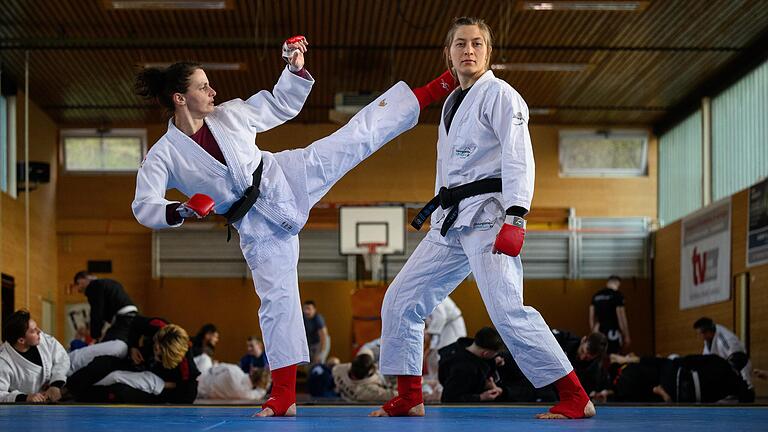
[372,17,595,420]
[132,37,456,416]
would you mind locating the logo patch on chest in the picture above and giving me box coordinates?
[454,147,473,158]
[473,220,496,231]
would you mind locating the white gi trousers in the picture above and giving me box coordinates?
[379,222,573,388]
[248,82,419,370]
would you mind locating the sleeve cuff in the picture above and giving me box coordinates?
[15,394,27,402]
[505,206,528,217]
[291,68,311,80]
[166,203,183,225]
[50,381,65,389]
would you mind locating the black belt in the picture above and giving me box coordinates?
[411,178,502,236]
[222,161,263,242]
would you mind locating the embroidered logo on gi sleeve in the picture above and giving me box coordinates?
[512,111,526,126]
[378,99,387,107]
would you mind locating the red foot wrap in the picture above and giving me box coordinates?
[382,375,423,416]
[550,371,590,419]
[261,364,297,416]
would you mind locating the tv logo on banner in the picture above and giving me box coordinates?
[692,247,718,285]
[680,200,731,310]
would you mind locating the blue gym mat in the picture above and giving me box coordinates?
[1,405,766,431]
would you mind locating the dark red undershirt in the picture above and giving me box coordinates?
[190,123,226,165]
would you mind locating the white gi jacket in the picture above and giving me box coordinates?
[426,296,466,350]
[194,353,214,374]
[431,70,534,232]
[197,363,266,400]
[703,324,754,387]
[132,66,314,266]
[0,332,70,402]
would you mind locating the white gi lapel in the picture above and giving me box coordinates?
[166,119,228,179]
[6,343,43,373]
[205,112,252,192]
[447,70,494,140]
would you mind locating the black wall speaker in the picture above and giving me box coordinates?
[16,161,51,184]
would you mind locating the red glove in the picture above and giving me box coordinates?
[282,35,308,70]
[177,193,215,219]
[412,69,458,110]
[492,216,526,257]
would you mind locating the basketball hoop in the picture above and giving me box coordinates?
[361,242,385,281]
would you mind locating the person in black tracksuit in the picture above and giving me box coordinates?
[67,318,199,403]
[73,271,138,343]
[590,275,630,354]
[438,327,506,403]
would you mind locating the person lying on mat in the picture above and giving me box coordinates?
[591,353,753,403]
[333,350,394,403]
[67,323,200,403]
[198,363,271,400]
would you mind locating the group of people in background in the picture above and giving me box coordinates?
[0,272,273,403]
[299,275,761,406]
[1,272,762,405]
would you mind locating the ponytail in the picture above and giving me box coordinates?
[134,62,202,113]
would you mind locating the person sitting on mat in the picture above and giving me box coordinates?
[437,327,506,403]
[240,336,269,373]
[0,310,70,403]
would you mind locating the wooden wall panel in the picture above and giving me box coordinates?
[733,190,768,397]
[55,120,658,363]
[57,232,152,336]
[137,275,653,364]
[748,262,768,398]
[0,94,60,337]
[141,279,356,365]
[654,189,768,397]
[57,123,659,220]
[654,219,734,356]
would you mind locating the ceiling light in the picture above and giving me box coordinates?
[108,0,231,10]
[141,62,244,71]
[519,1,648,11]
[491,63,591,72]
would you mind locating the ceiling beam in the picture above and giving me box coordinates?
[41,104,667,112]
[0,38,742,52]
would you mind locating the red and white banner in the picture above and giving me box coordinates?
[680,199,731,310]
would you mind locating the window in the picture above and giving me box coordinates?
[559,129,648,177]
[1,94,17,197]
[61,129,146,173]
